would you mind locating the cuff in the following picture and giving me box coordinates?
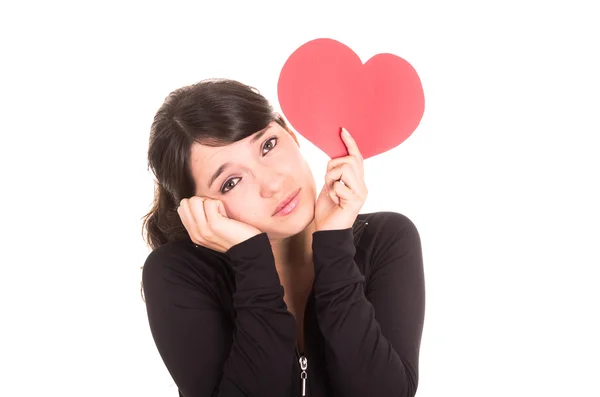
[225,232,281,290]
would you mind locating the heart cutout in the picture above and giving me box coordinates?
[277,38,425,160]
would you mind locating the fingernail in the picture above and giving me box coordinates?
[342,128,350,137]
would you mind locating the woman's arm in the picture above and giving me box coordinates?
[311,212,425,397]
[142,232,297,397]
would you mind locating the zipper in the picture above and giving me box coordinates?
[296,347,308,396]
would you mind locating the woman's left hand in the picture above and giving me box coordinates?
[314,128,368,232]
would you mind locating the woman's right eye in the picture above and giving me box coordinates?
[221,177,241,194]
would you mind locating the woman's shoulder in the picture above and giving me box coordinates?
[353,210,419,245]
[352,211,421,278]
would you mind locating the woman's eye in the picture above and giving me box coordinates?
[221,177,241,194]
[262,137,277,154]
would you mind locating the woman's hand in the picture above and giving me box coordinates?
[178,197,262,253]
[314,128,368,232]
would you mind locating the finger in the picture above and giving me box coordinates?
[217,201,228,218]
[177,199,191,226]
[178,199,200,240]
[203,199,224,233]
[325,163,361,192]
[340,128,363,161]
[327,155,361,172]
[188,196,209,231]
[328,186,340,205]
[206,199,228,220]
[331,180,354,203]
[327,155,364,180]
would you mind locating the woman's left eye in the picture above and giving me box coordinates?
[262,137,277,154]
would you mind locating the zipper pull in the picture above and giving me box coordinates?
[299,355,308,396]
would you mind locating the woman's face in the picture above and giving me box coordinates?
[190,121,317,239]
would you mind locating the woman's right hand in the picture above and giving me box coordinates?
[177,196,263,253]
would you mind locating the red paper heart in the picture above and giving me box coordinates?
[277,38,425,160]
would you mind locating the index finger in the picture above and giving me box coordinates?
[341,127,363,161]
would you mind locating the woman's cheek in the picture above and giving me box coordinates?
[222,200,239,219]
[223,198,251,222]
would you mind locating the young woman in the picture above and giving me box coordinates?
[141,78,425,397]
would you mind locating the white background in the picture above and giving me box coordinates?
[1,1,599,396]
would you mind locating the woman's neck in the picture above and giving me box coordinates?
[270,219,317,275]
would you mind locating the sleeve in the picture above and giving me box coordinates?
[311,213,425,397]
[142,232,298,397]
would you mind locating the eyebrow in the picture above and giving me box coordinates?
[207,127,270,190]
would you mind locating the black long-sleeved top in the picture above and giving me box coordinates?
[142,211,425,397]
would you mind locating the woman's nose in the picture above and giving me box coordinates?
[256,167,286,197]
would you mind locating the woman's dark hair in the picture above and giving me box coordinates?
[139,78,289,299]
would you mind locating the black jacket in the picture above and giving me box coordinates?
[142,211,425,396]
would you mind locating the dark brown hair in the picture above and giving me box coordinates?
[140,78,289,299]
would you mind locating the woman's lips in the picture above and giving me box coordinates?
[273,189,301,216]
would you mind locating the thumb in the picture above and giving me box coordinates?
[217,201,228,218]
